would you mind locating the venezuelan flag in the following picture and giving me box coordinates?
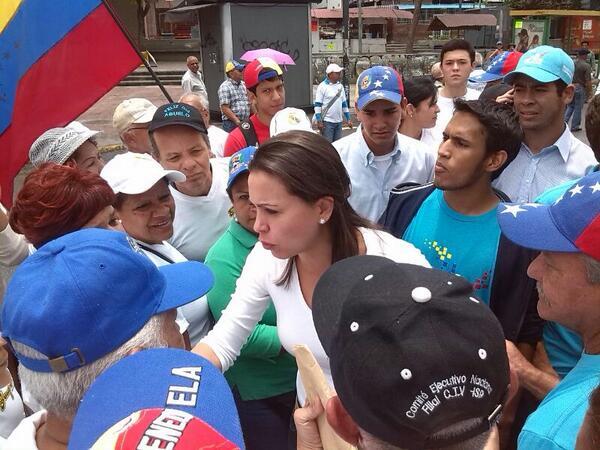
[0,0,140,205]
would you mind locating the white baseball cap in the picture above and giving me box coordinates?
[270,108,315,137]
[113,98,158,134]
[326,63,344,74]
[101,152,185,195]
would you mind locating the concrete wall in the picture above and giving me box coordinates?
[230,3,313,108]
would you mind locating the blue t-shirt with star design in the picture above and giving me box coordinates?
[403,189,501,304]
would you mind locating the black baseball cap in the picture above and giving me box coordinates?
[312,255,509,449]
[149,102,207,135]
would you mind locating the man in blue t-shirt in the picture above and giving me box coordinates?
[496,170,600,450]
[380,99,542,346]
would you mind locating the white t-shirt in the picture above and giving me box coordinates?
[169,158,231,262]
[201,227,430,405]
[208,126,228,158]
[0,379,26,439]
[426,87,481,149]
[4,410,46,449]
[138,240,212,345]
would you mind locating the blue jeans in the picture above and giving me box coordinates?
[565,84,585,130]
[321,121,343,143]
[233,389,296,450]
[222,119,237,133]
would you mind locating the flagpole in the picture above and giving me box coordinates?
[101,0,173,103]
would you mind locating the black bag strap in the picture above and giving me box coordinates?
[239,120,259,148]
[138,243,176,265]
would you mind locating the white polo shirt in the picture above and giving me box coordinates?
[334,126,436,221]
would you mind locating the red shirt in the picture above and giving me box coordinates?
[223,115,270,156]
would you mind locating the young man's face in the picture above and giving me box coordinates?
[512,75,573,132]
[441,50,474,90]
[356,99,403,152]
[434,111,494,190]
[250,77,285,118]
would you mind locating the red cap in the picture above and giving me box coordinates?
[243,57,283,89]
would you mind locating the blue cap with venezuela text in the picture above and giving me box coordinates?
[1,228,214,373]
[356,66,404,110]
[503,45,574,85]
[69,348,244,449]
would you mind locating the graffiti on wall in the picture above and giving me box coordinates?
[240,38,301,62]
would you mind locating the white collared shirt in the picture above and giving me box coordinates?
[494,126,597,202]
[333,126,436,221]
[181,69,207,96]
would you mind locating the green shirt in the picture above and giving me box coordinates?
[204,219,297,400]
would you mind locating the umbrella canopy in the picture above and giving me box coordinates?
[241,48,296,65]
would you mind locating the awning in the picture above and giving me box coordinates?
[165,4,215,14]
[311,7,412,20]
[509,9,600,17]
[163,3,215,22]
[428,13,497,31]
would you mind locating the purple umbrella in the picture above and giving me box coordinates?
[240,48,296,66]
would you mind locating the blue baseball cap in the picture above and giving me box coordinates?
[356,66,404,110]
[1,228,214,373]
[497,171,600,261]
[227,146,256,191]
[469,51,523,83]
[69,348,244,449]
[503,45,574,85]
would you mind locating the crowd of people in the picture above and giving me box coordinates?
[0,38,599,450]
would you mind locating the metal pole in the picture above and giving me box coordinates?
[101,0,173,102]
[342,0,350,105]
[358,0,363,54]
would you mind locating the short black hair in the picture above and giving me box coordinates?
[403,76,437,107]
[479,83,512,102]
[440,39,475,64]
[453,99,523,180]
[578,48,591,56]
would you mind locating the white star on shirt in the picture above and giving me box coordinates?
[501,204,528,218]
[374,80,383,88]
[589,182,600,193]
[569,184,584,197]
[383,74,390,80]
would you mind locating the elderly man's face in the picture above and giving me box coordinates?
[187,58,199,73]
[527,252,598,331]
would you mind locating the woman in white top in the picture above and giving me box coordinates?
[399,76,440,152]
[101,152,213,346]
[195,130,430,405]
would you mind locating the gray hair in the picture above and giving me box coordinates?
[14,313,170,418]
[358,420,492,450]
[583,254,600,284]
[179,92,209,112]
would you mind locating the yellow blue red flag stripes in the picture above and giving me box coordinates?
[0,0,140,205]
